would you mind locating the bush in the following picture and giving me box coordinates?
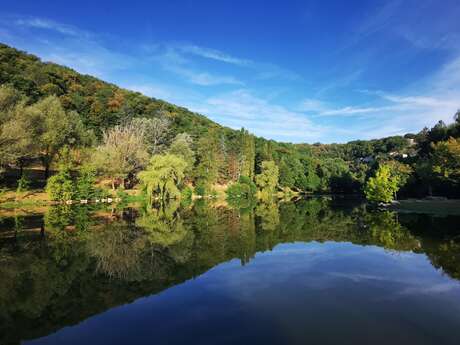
[46,169,75,201]
[226,176,257,203]
[75,167,97,199]
[16,174,30,193]
[180,186,193,207]
[238,175,257,195]
[181,186,193,201]
[195,183,207,196]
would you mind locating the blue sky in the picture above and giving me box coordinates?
[1,0,459,143]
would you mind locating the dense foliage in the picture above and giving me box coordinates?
[364,164,399,203]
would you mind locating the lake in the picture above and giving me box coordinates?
[1,196,460,345]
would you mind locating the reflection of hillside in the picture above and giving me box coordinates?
[0,198,459,344]
[398,214,460,280]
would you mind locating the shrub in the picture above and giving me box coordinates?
[16,174,30,193]
[181,186,193,201]
[75,167,97,200]
[46,169,75,201]
[238,175,257,195]
[226,176,257,203]
[195,183,207,196]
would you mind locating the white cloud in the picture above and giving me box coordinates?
[168,66,243,86]
[319,106,385,117]
[298,49,460,139]
[188,89,326,142]
[14,17,89,38]
[174,43,301,81]
[153,47,244,86]
[177,44,251,66]
[300,99,328,113]
[299,98,389,118]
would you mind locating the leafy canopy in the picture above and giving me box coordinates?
[364,164,400,203]
[138,154,187,203]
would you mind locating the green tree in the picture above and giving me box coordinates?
[239,128,255,179]
[431,137,460,183]
[138,154,187,203]
[168,133,195,176]
[75,166,98,200]
[26,96,92,178]
[364,164,400,203]
[226,175,257,206]
[385,160,413,190]
[0,86,32,172]
[194,130,221,193]
[415,158,436,196]
[45,168,75,202]
[255,160,279,200]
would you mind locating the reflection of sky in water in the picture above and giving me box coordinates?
[27,241,460,345]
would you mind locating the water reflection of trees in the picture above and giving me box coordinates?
[1,198,460,344]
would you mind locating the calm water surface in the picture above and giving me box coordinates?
[1,197,460,345]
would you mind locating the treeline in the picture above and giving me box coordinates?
[0,43,459,200]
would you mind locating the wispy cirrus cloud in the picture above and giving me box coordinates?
[12,16,91,38]
[176,44,251,66]
[152,47,244,86]
[188,89,325,142]
[172,43,302,81]
[299,98,389,117]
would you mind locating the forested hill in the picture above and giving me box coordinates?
[1,42,459,197]
[0,43,222,139]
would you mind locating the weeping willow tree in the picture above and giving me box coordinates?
[138,153,188,203]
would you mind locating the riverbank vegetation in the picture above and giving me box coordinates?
[1,43,460,206]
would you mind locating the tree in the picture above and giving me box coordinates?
[255,140,273,174]
[255,160,279,200]
[129,117,169,154]
[226,175,257,206]
[431,137,460,183]
[279,157,296,188]
[138,154,187,203]
[0,86,32,172]
[26,96,92,178]
[93,122,149,189]
[429,120,448,143]
[364,164,400,203]
[239,128,255,179]
[278,155,306,190]
[168,133,195,175]
[385,160,413,195]
[194,130,221,193]
[415,158,436,196]
[45,167,75,202]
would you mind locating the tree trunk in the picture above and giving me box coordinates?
[111,179,116,190]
